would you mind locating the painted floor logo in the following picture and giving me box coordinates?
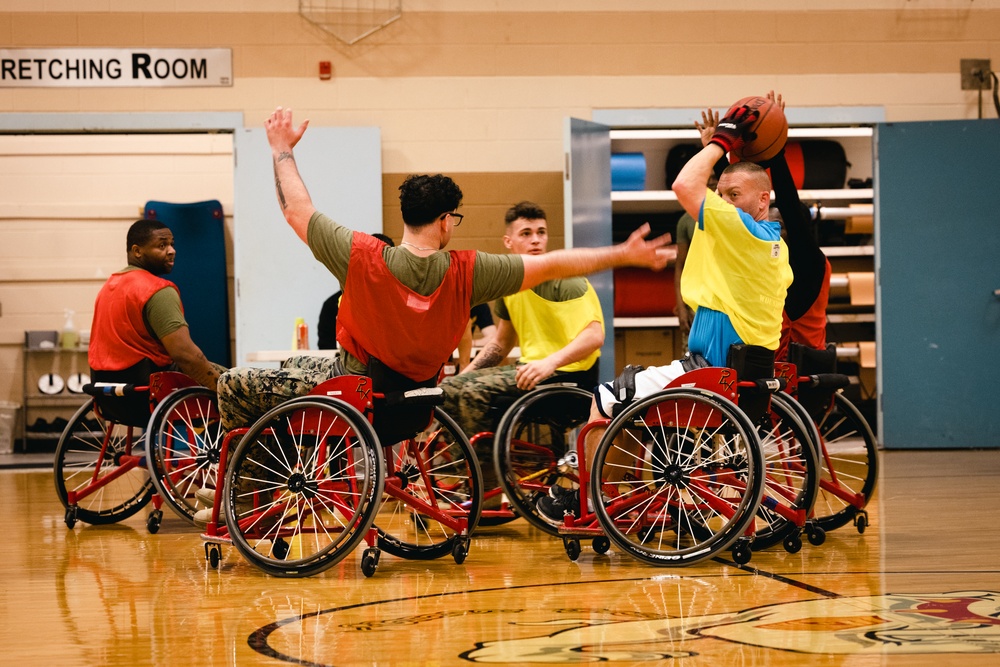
[464,591,1000,662]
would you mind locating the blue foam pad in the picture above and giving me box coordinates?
[144,200,230,366]
[611,152,647,191]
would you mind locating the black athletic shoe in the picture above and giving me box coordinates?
[548,483,575,500]
[536,487,580,526]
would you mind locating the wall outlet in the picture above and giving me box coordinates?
[960,59,992,90]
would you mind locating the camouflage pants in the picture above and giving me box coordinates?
[439,366,527,440]
[439,366,531,493]
[217,355,346,431]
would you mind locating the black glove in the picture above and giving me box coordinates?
[709,105,759,154]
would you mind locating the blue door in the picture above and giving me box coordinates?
[876,120,1000,448]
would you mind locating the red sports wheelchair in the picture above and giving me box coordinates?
[54,371,217,533]
[495,345,824,566]
[200,366,483,578]
[776,342,878,534]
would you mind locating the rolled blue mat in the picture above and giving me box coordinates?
[610,152,647,191]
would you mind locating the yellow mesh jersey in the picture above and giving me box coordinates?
[502,280,604,372]
[681,189,793,349]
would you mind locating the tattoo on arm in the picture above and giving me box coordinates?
[275,175,287,209]
[469,342,506,370]
[273,152,294,210]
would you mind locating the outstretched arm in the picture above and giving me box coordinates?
[519,223,671,291]
[514,320,604,391]
[264,107,315,243]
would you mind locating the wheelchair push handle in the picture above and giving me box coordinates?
[83,382,149,397]
[739,377,788,393]
[380,386,445,408]
[801,373,851,390]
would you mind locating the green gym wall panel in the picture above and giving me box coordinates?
[876,119,1000,448]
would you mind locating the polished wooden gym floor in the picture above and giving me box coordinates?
[1,448,998,666]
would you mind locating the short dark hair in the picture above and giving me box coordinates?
[372,233,395,247]
[504,201,547,226]
[126,219,169,250]
[398,174,463,227]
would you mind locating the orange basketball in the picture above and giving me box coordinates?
[726,95,788,162]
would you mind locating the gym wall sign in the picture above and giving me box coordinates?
[0,48,232,87]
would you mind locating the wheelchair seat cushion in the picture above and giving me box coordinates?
[90,363,164,428]
[367,356,440,445]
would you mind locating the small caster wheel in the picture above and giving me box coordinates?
[361,548,380,577]
[592,536,610,555]
[854,511,869,534]
[731,540,752,565]
[807,525,826,546]
[452,537,470,565]
[146,510,162,534]
[783,534,803,554]
[64,507,77,529]
[207,545,221,569]
[272,538,289,560]
[564,539,581,561]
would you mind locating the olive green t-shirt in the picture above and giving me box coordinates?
[119,266,187,340]
[306,211,526,373]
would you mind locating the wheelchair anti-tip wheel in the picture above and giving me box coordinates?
[54,400,154,526]
[147,387,223,525]
[493,385,593,536]
[224,396,384,578]
[590,388,765,567]
[376,407,482,561]
[747,392,820,552]
[812,392,879,533]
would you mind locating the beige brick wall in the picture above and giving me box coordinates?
[1,7,997,172]
[0,134,233,409]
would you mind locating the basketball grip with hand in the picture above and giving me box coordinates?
[709,105,759,155]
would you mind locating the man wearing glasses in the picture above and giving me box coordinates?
[216,108,672,432]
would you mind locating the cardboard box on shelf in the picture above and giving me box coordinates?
[673,327,688,361]
[847,272,875,306]
[845,203,874,235]
[857,340,877,400]
[622,328,675,369]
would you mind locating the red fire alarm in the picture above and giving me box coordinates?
[319,61,332,80]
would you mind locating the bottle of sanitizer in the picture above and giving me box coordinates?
[60,309,79,349]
